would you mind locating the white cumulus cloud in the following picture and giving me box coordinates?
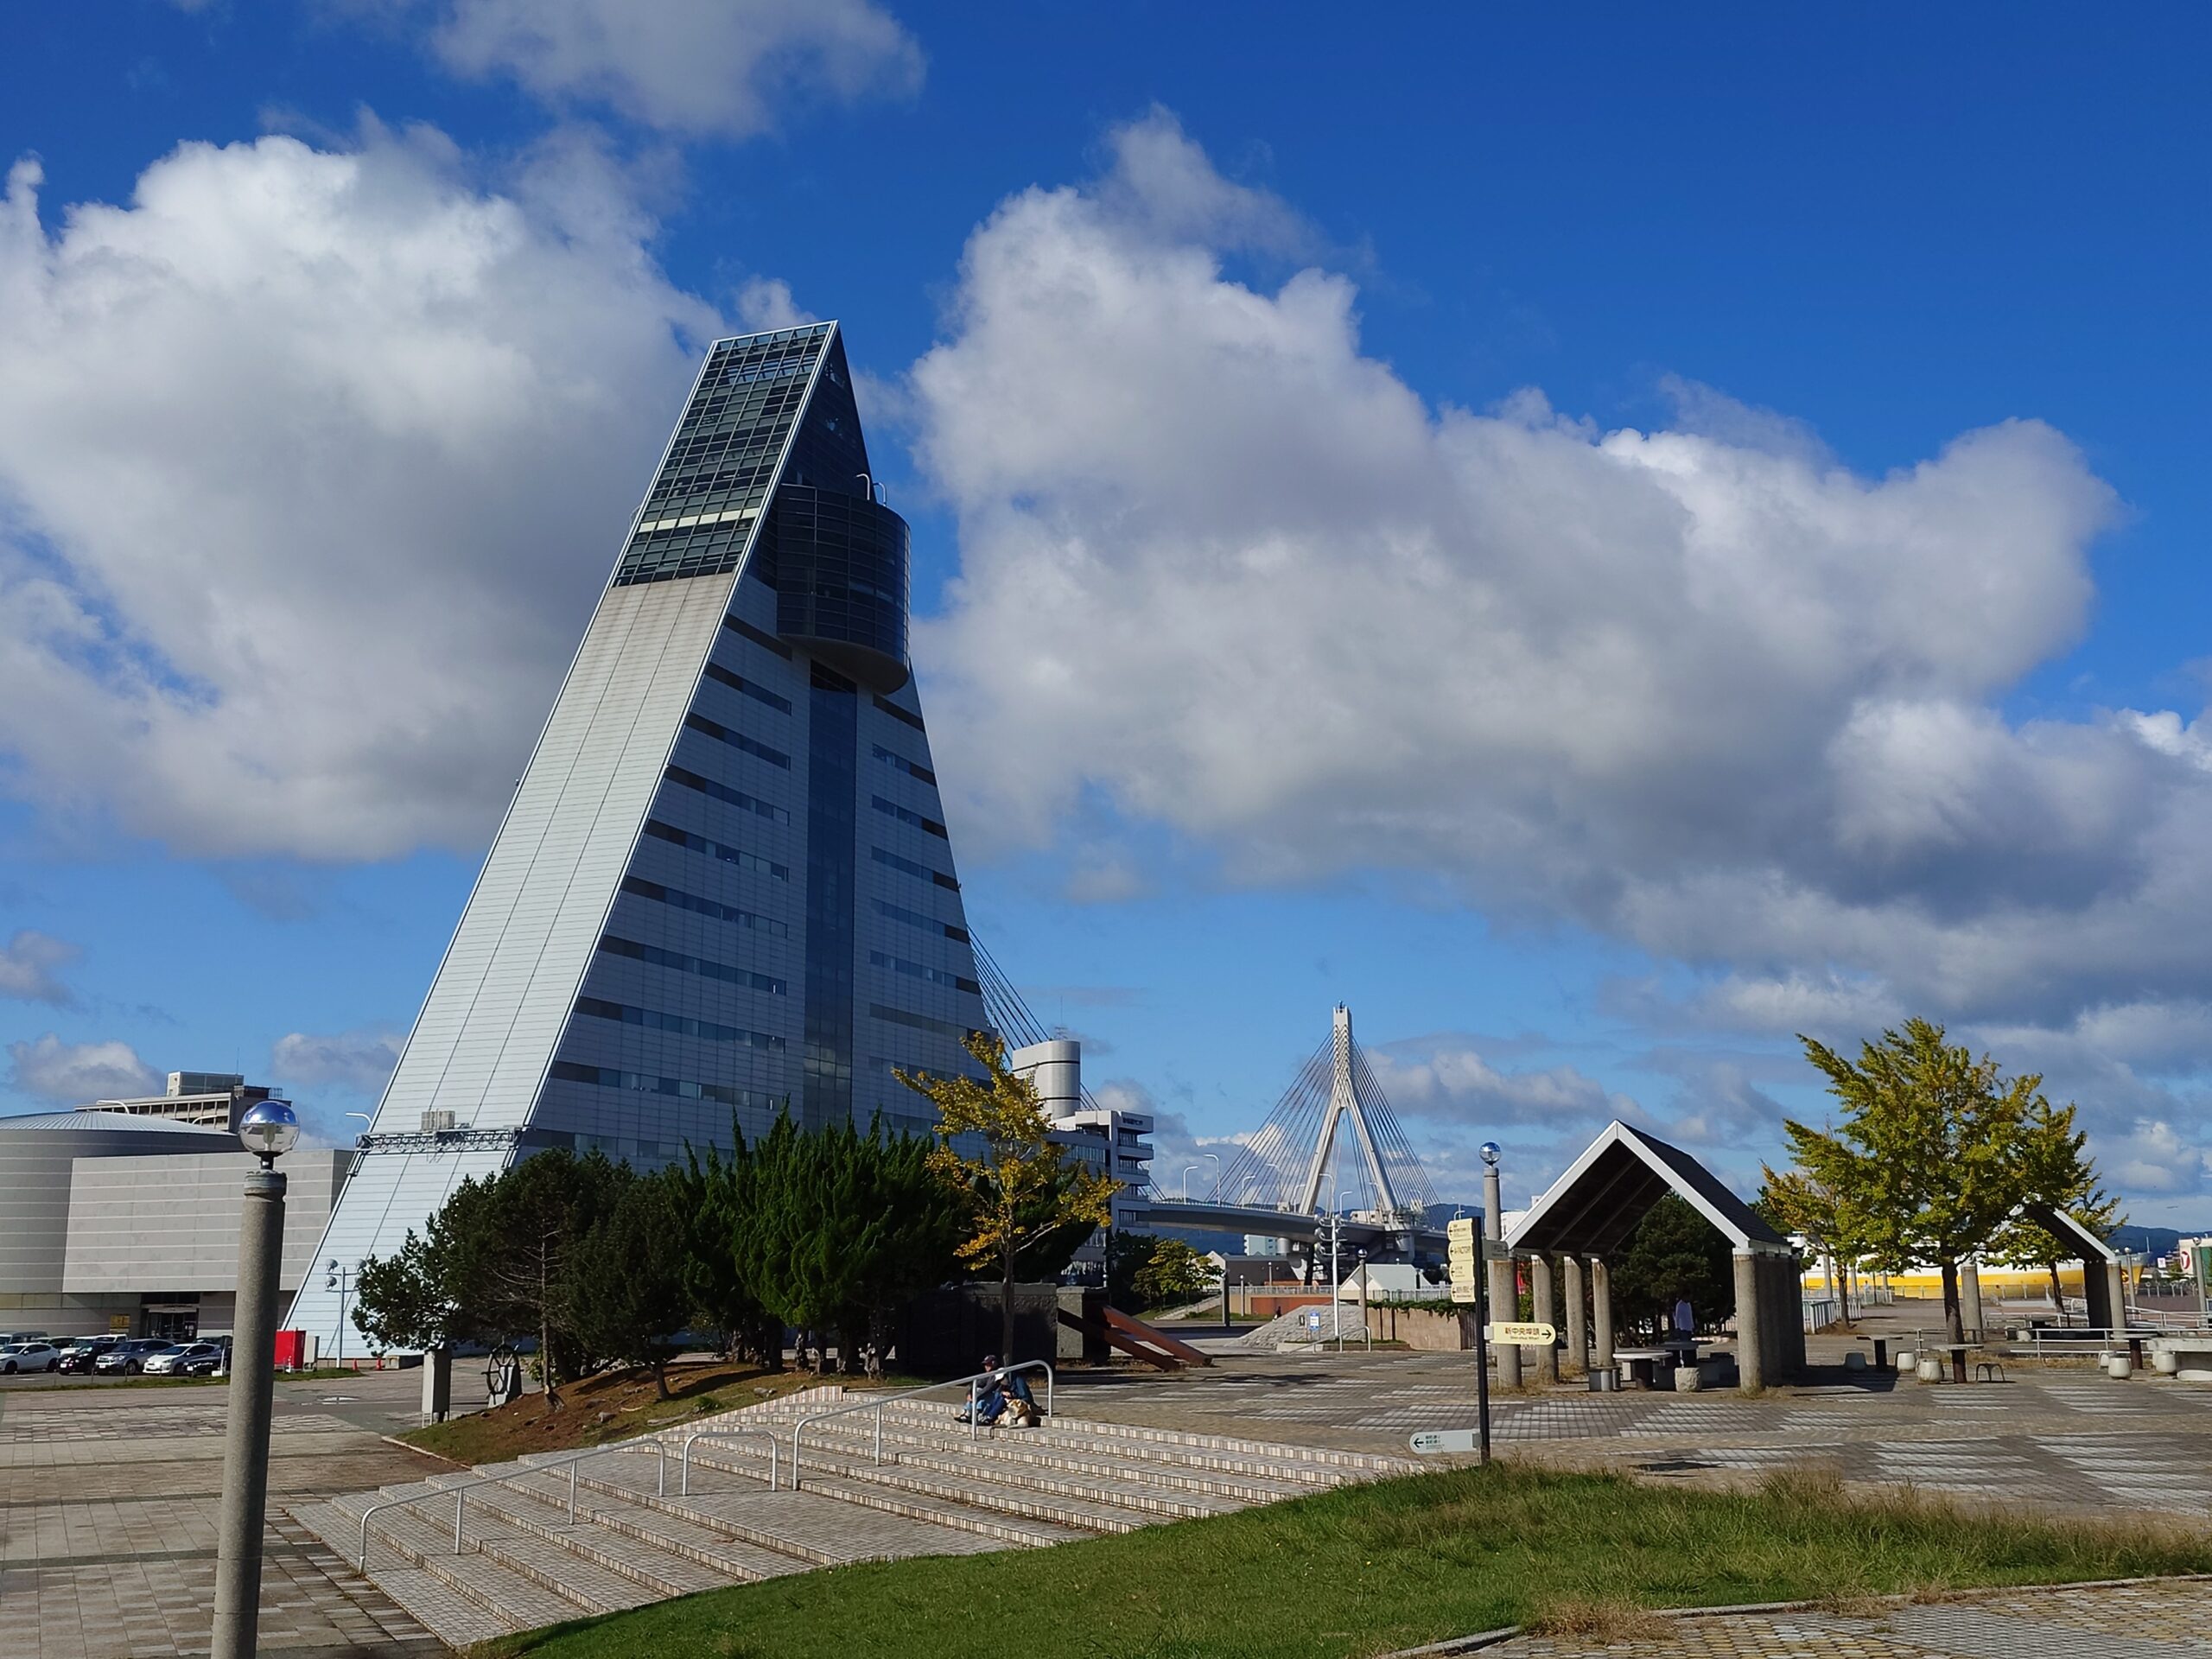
[0,930,79,1006]
[7,1033,158,1104]
[270,1027,405,1096]
[416,0,924,137]
[0,124,722,857]
[906,109,2212,1035]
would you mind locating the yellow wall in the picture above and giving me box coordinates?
[1803,1265,2087,1297]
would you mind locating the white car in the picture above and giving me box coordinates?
[0,1341,61,1374]
[137,1344,199,1376]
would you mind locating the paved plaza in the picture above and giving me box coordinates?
[11,1318,2212,1657]
[1066,1312,2212,1524]
[0,1368,478,1659]
[1483,1579,2212,1657]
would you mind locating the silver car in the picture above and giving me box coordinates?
[0,1341,61,1374]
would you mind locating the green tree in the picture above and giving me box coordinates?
[569,1170,693,1400]
[1610,1194,1735,1341]
[1132,1237,1213,1309]
[1785,1020,2047,1378]
[1758,1166,1855,1325]
[671,1133,784,1369]
[902,1032,1121,1359]
[1988,1097,2123,1323]
[353,1148,628,1407]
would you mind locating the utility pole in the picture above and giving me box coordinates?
[211,1098,300,1659]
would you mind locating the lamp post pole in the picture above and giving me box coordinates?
[211,1098,299,1659]
[1482,1143,1520,1389]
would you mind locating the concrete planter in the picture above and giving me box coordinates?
[2107,1353,2133,1380]
[1895,1348,1918,1370]
[2154,1348,2181,1376]
[1915,1356,1945,1382]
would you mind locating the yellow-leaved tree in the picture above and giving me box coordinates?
[900,1032,1121,1362]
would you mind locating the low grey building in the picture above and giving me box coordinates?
[0,1110,352,1341]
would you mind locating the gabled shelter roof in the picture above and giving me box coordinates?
[1506,1120,1794,1259]
[2021,1203,2119,1264]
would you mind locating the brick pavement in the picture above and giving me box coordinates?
[1,1372,453,1658]
[1487,1580,2212,1656]
[1059,1348,2212,1522]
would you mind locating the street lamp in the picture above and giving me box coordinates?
[212,1097,297,1659]
[324,1260,357,1366]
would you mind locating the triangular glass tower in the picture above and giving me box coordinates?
[289,323,987,1346]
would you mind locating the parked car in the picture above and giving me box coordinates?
[94,1338,173,1376]
[55,1337,119,1374]
[145,1342,223,1376]
[0,1341,61,1374]
[0,1331,50,1346]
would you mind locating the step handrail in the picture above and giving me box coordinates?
[356,1434,669,1571]
[789,1361,1054,1491]
[680,1426,779,1494]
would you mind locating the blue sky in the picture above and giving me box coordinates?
[3,3,2210,1218]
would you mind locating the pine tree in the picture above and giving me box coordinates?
[569,1170,691,1399]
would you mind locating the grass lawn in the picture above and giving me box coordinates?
[404,1362,920,1465]
[470,1462,2212,1659]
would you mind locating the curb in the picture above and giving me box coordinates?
[380,1433,466,1465]
[1372,1571,2212,1656]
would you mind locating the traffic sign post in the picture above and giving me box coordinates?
[1441,1216,1492,1464]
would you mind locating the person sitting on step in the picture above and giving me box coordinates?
[957,1355,1007,1425]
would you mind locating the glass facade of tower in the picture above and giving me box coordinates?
[286,321,988,1349]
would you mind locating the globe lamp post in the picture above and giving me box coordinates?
[211,1097,298,1659]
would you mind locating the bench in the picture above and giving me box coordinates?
[2146,1338,2212,1382]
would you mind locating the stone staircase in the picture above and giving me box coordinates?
[290,1383,1420,1648]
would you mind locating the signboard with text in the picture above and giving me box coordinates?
[1485,1320,1557,1346]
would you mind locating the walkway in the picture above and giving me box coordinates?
[1482,1580,2212,1656]
[1,1368,472,1659]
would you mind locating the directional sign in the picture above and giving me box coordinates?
[1409,1428,1483,1454]
[1485,1320,1557,1346]
[1450,1281,1478,1305]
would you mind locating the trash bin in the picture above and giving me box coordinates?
[1586,1367,1618,1392]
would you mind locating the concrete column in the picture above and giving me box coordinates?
[1562,1254,1588,1373]
[1732,1250,1764,1394]
[1591,1255,1615,1373]
[1528,1253,1558,1384]
[1960,1258,1984,1340]
[1483,1161,1520,1389]
[422,1347,453,1424]
[211,1166,286,1659]
[2107,1261,2129,1333]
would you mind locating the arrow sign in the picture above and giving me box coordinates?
[1409,1428,1483,1454]
[1485,1320,1557,1346]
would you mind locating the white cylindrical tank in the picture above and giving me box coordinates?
[1008,1039,1081,1110]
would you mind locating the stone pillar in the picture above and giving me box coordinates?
[421,1346,453,1424]
[1562,1254,1588,1374]
[1591,1255,1615,1373]
[1960,1258,1984,1340]
[1483,1160,1520,1389]
[2107,1261,2129,1333]
[1528,1253,1558,1384]
[1733,1250,1764,1393]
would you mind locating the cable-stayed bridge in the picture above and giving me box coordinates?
[1121,1005,1449,1258]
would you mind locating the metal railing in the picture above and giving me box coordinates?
[679,1426,780,1494]
[357,1435,668,1571]
[789,1361,1054,1491]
